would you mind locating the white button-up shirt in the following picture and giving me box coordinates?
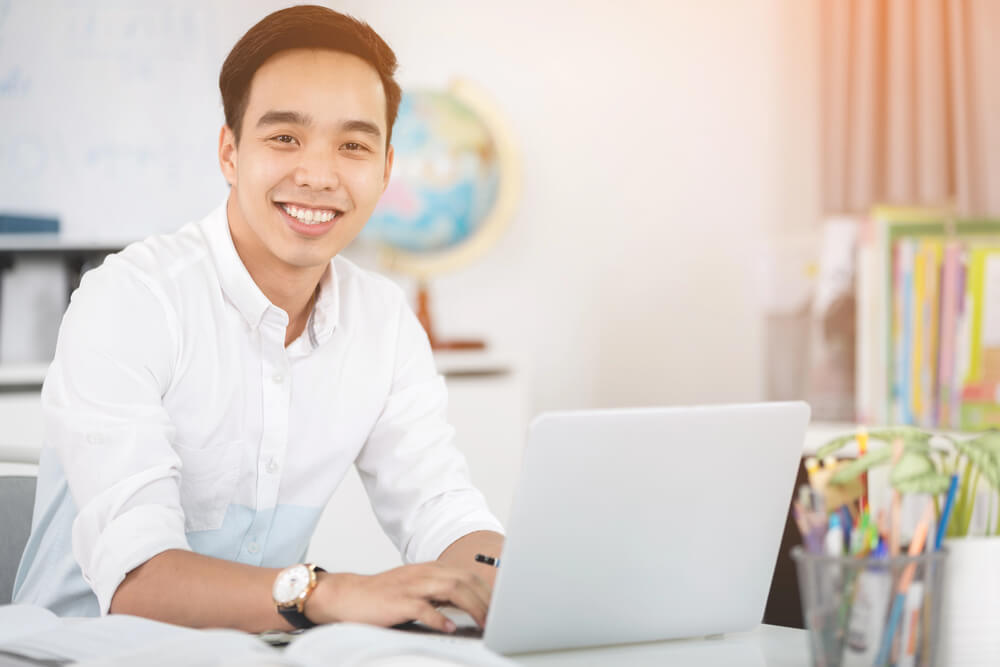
[13,202,503,616]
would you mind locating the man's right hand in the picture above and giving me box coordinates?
[306,563,491,633]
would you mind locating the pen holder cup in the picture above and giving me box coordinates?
[791,546,947,667]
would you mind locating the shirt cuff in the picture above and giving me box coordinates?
[76,504,192,615]
[404,492,505,564]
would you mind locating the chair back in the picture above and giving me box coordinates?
[0,475,36,604]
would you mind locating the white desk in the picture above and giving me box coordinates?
[3,616,810,666]
[510,624,808,666]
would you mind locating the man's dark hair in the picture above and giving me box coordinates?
[220,5,401,148]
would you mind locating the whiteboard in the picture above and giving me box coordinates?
[0,0,303,242]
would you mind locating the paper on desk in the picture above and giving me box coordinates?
[0,614,207,664]
[0,605,59,644]
[67,622,511,667]
[75,629,272,667]
[283,623,514,667]
[0,603,506,667]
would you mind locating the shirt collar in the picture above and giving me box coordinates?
[199,199,340,342]
[309,261,340,348]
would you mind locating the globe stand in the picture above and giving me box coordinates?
[416,282,485,351]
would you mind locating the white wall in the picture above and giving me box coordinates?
[2,0,821,416]
[332,0,820,413]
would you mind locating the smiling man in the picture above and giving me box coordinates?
[13,6,504,634]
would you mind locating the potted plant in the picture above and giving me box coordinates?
[816,426,1000,665]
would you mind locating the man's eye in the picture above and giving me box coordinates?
[272,135,297,145]
[342,142,367,152]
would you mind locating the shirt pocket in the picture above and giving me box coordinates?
[173,440,242,532]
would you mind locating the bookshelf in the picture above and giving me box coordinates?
[855,206,1000,430]
[0,236,127,254]
[0,236,124,292]
[0,363,47,392]
[0,237,125,382]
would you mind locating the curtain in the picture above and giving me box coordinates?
[821,0,1000,216]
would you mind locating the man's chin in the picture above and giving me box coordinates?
[277,248,338,270]
[271,230,345,267]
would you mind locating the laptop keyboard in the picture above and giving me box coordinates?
[390,621,484,639]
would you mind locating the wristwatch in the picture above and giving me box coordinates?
[273,563,326,629]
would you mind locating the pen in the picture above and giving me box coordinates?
[839,504,853,545]
[793,499,827,554]
[935,473,959,550]
[824,513,844,556]
[804,456,819,485]
[474,553,500,568]
[857,428,868,512]
[797,484,812,511]
[889,439,904,556]
[874,500,934,666]
[850,508,869,555]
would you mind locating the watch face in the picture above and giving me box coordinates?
[273,564,310,604]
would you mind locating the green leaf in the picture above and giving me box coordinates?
[828,440,933,485]
[889,452,952,494]
[955,437,1000,491]
[830,448,892,484]
[868,426,934,442]
[815,434,857,459]
[995,492,1000,536]
[950,459,975,538]
[961,468,980,537]
[894,474,953,495]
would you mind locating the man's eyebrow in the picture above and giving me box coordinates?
[340,119,382,139]
[255,113,382,140]
[256,110,313,128]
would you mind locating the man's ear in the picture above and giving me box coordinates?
[218,125,238,187]
[382,144,394,193]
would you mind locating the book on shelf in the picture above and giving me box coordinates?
[856,205,1000,430]
[0,213,59,234]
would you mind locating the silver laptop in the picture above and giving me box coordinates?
[479,401,810,654]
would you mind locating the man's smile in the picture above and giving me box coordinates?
[276,201,344,225]
[274,201,346,237]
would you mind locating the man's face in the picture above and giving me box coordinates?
[218,49,393,271]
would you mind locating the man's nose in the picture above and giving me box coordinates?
[293,146,340,190]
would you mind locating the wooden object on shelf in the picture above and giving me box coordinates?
[415,281,485,351]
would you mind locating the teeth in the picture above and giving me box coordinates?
[280,203,338,225]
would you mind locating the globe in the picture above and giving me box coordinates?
[362,80,519,279]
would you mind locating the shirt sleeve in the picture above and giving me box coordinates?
[43,259,191,615]
[354,297,504,564]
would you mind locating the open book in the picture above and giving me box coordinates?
[0,604,513,667]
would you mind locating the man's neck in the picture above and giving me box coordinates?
[226,196,326,346]
[259,270,321,347]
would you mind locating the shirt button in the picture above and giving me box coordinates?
[271,373,284,384]
[247,542,260,554]
[266,459,279,474]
